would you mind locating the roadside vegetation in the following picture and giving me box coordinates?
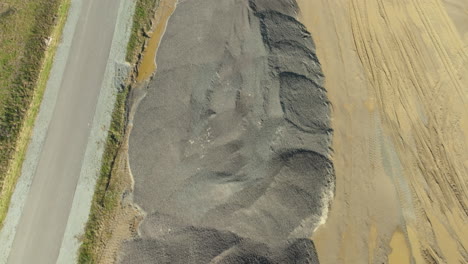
[126,0,160,63]
[0,0,71,227]
[78,84,129,264]
[78,0,159,262]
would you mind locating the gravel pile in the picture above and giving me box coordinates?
[123,0,334,262]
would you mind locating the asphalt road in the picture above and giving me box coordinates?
[7,0,121,263]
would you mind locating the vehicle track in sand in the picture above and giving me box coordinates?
[350,0,468,262]
[298,0,467,263]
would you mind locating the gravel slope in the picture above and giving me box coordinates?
[124,0,333,263]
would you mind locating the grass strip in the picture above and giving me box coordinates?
[78,86,129,264]
[78,0,159,262]
[126,0,160,63]
[0,0,71,228]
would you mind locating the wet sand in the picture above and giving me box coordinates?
[388,229,411,264]
[297,0,468,263]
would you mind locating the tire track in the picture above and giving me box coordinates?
[297,0,405,263]
[349,0,468,262]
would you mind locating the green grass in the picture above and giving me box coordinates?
[0,0,71,228]
[78,87,128,264]
[78,0,159,262]
[126,0,160,62]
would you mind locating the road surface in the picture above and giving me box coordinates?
[7,0,121,263]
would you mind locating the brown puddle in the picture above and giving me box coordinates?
[136,0,177,82]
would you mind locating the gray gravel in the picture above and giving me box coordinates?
[123,0,334,263]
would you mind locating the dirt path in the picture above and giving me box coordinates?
[297,0,468,263]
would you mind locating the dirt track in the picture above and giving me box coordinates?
[297,0,468,263]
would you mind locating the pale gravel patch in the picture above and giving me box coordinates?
[56,0,135,262]
[0,0,83,262]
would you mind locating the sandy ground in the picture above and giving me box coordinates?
[297,0,468,263]
[90,136,144,264]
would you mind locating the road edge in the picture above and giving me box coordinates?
[55,0,136,263]
[0,0,83,262]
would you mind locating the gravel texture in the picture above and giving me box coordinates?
[123,0,334,263]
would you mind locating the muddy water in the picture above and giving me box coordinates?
[136,0,177,82]
[297,0,468,263]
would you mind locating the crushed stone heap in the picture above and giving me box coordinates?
[123,0,334,263]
